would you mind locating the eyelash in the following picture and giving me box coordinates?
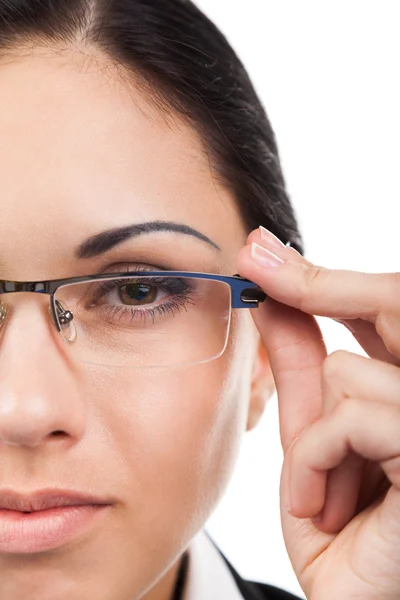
[89,265,197,325]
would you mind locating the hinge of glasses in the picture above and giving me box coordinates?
[231,274,266,306]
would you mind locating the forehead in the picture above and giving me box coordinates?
[0,48,247,277]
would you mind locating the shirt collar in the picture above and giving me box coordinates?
[182,529,244,600]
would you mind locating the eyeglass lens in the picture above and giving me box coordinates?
[53,275,232,369]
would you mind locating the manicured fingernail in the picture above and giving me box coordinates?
[259,226,286,249]
[251,242,285,268]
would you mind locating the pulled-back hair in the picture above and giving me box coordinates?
[0,0,304,254]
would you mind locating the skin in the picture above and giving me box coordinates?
[7,38,398,600]
[237,230,400,599]
[0,45,275,600]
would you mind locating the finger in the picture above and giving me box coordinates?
[245,227,310,265]
[321,350,400,415]
[375,311,400,361]
[332,318,400,366]
[317,351,400,532]
[314,451,365,531]
[238,228,400,349]
[246,228,400,364]
[356,461,390,514]
[288,397,400,532]
[248,296,327,453]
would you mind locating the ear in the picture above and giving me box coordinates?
[246,332,276,432]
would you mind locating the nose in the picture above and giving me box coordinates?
[0,295,86,448]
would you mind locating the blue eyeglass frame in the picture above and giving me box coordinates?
[0,271,269,333]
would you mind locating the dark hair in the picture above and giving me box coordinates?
[0,0,304,254]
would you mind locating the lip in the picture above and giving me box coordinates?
[0,489,113,554]
[0,488,112,512]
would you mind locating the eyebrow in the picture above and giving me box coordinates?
[75,220,221,259]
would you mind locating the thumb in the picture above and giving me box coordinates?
[248,293,327,454]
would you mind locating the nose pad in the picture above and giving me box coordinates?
[0,298,77,343]
[49,300,77,344]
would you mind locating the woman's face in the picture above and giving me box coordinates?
[0,46,272,599]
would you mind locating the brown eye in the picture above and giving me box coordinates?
[118,282,158,306]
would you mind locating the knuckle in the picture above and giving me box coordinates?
[375,311,391,340]
[336,396,359,421]
[303,264,328,287]
[322,349,349,384]
[375,311,400,358]
[298,264,329,309]
[376,309,395,335]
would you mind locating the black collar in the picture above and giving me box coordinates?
[171,550,189,600]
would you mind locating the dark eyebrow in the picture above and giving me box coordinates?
[75,220,221,259]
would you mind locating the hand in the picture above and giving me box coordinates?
[236,227,400,600]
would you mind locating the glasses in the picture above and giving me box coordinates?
[0,270,271,370]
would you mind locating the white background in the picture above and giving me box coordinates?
[192,1,400,598]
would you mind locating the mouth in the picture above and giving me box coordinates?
[0,488,113,553]
[0,504,111,554]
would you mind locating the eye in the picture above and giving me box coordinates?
[99,280,167,308]
[80,271,197,327]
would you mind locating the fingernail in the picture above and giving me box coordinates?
[259,226,286,249]
[251,242,285,268]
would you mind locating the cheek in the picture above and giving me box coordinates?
[80,309,254,553]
